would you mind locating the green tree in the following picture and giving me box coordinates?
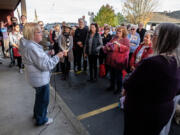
[116,12,125,25]
[94,4,118,27]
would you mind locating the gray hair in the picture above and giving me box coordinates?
[78,18,84,23]
[130,24,138,30]
[145,31,153,37]
[154,23,180,67]
[146,30,154,39]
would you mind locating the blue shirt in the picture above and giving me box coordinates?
[0,27,8,39]
[128,33,140,53]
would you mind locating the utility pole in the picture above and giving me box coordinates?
[34,9,38,22]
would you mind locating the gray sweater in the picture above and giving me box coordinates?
[19,38,59,87]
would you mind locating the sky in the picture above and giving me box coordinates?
[15,0,180,24]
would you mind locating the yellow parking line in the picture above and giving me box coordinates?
[52,72,62,75]
[52,70,74,75]
[77,102,119,120]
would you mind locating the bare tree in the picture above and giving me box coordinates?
[123,0,159,24]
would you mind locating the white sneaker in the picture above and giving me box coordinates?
[45,118,53,125]
[19,69,23,74]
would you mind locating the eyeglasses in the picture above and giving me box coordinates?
[153,29,159,37]
[35,31,42,34]
[79,21,84,24]
[39,24,44,27]
[152,34,158,37]
[117,30,122,33]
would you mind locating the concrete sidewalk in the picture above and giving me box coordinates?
[0,62,78,135]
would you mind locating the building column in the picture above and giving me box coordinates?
[21,0,27,17]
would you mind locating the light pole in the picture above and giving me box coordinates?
[88,11,95,24]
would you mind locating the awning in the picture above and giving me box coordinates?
[0,0,21,10]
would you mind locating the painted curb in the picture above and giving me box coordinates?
[50,85,90,135]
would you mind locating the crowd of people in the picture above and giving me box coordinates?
[0,15,180,135]
[0,15,151,83]
[0,15,25,71]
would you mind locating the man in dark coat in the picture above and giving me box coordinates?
[136,23,146,43]
[74,18,88,73]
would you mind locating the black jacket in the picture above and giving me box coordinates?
[100,33,112,55]
[74,27,88,48]
[101,33,112,46]
[136,28,146,43]
[85,32,102,55]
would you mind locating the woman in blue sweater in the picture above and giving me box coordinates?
[127,25,140,54]
[127,25,140,72]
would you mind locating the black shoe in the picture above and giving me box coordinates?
[106,86,114,91]
[9,62,14,67]
[61,77,66,80]
[74,68,77,73]
[93,78,97,82]
[22,64,25,69]
[55,68,60,72]
[61,74,66,80]
[33,114,36,119]
[87,78,93,82]
[113,89,120,95]
[0,61,2,64]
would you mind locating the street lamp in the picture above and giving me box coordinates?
[88,11,95,24]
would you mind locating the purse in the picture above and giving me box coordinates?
[99,64,106,78]
[13,47,21,57]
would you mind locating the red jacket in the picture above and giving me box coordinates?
[49,29,54,44]
[130,42,153,68]
[104,37,130,70]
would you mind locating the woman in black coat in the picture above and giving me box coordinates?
[99,25,112,65]
[85,23,103,82]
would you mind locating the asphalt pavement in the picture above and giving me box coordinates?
[51,71,180,135]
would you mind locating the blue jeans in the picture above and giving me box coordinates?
[34,84,49,125]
